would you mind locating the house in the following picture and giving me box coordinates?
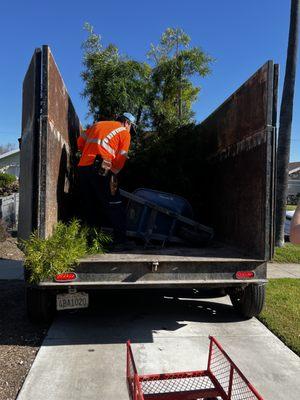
[0,149,20,178]
[288,162,300,203]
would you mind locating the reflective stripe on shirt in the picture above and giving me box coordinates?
[84,126,127,157]
[86,137,101,145]
[103,127,126,142]
[101,141,115,156]
[84,138,115,156]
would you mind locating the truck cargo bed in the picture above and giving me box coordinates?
[20,50,276,320]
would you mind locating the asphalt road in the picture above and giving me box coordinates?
[17,292,300,400]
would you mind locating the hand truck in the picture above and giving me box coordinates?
[126,336,264,400]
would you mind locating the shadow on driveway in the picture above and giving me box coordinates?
[42,290,243,346]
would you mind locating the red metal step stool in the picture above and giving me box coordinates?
[126,336,263,400]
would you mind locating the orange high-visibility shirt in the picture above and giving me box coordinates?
[77,121,131,173]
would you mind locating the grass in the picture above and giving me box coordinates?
[258,279,300,356]
[273,243,300,263]
[286,204,297,211]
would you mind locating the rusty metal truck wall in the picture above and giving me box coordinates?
[18,49,41,240]
[38,46,81,238]
[197,61,277,260]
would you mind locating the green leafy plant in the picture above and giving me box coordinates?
[148,27,213,132]
[0,172,16,188]
[81,24,213,136]
[23,219,112,284]
[87,226,113,253]
[81,22,151,129]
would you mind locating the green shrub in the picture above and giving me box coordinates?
[123,123,207,215]
[87,226,112,253]
[23,219,112,284]
[0,172,16,188]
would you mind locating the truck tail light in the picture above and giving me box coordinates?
[235,271,255,279]
[55,273,77,282]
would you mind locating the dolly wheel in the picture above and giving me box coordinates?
[229,284,265,318]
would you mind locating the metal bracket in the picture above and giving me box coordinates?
[152,261,159,272]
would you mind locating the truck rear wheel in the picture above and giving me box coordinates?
[229,284,265,318]
[26,287,55,323]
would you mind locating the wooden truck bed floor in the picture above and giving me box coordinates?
[80,243,263,264]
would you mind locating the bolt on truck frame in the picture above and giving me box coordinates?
[18,46,278,322]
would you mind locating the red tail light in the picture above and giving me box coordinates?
[55,273,77,282]
[235,271,255,279]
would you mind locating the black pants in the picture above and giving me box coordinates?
[78,165,126,242]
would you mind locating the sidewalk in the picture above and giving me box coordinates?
[267,262,300,278]
[0,259,299,280]
[0,259,24,280]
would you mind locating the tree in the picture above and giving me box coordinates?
[147,28,213,132]
[275,0,299,247]
[81,25,212,137]
[81,23,151,127]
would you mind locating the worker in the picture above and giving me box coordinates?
[290,202,300,244]
[77,112,136,247]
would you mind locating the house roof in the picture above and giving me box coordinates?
[0,149,19,160]
[289,167,300,175]
[289,162,300,172]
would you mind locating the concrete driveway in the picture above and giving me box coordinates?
[17,292,300,400]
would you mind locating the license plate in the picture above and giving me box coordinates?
[56,292,89,311]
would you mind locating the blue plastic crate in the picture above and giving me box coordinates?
[126,188,194,242]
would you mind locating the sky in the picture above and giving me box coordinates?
[0,0,299,160]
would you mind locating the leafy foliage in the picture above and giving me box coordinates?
[81,23,151,129]
[147,28,213,132]
[0,172,16,188]
[81,25,213,135]
[123,123,208,219]
[87,226,112,253]
[23,219,112,284]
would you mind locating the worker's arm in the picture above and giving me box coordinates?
[290,203,300,244]
[77,128,90,152]
[111,132,131,174]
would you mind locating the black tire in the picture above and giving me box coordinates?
[26,287,55,323]
[229,284,265,319]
